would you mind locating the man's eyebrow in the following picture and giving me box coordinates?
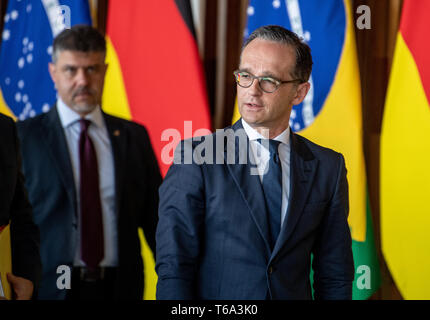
[61,64,76,69]
[238,68,282,81]
[237,67,251,74]
[260,72,281,80]
[61,63,100,69]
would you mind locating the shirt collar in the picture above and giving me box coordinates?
[241,118,290,145]
[57,98,105,129]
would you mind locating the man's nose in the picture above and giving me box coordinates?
[248,78,263,96]
[75,68,89,86]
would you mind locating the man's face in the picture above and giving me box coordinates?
[49,50,107,116]
[237,39,310,137]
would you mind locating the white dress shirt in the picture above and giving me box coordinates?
[57,98,118,267]
[241,119,291,227]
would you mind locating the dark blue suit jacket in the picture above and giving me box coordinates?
[16,106,162,299]
[156,120,354,300]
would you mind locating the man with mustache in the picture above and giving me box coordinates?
[16,25,162,300]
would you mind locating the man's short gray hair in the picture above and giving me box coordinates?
[242,25,313,82]
[52,24,106,63]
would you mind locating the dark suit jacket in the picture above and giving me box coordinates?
[156,120,354,300]
[16,106,162,300]
[0,113,41,289]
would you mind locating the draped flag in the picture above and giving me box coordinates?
[233,0,380,299]
[103,0,211,299]
[0,0,92,118]
[381,0,430,299]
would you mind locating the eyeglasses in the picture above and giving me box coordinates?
[233,70,302,93]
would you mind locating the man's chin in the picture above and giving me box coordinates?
[70,103,98,116]
[241,113,264,126]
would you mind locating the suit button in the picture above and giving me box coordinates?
[268,266,273,274]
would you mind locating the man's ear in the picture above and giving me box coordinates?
[48,62,56,84]
[292,82,311,105]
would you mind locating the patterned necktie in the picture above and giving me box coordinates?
[259,139,282,249]
[79,119,104,270]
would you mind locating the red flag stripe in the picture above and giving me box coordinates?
[400,0,430,105]
[106,1,211,175]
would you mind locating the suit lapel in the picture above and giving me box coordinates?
[42,105,77,215]
[224,120,272,255]
[103,113,127,216]
[271,131,318,260]
[40,107,127,221]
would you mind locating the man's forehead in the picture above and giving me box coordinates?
[241,39,295,59]
[239,39,295,75]
[55,50,105,63]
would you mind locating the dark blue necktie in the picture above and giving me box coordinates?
[259,139,282,249]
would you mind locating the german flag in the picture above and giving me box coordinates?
[103,0,211,175]
[381,0,430,299]
[103,0,211,299]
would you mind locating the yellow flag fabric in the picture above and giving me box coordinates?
[298,1,366,241]
[0,224,12,300]
[0,91,15,119]
[381,0,430,299]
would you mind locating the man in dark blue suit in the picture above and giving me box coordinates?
[156,25,354,300]
[16,26,161,300]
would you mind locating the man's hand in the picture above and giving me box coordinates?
[6,273,34,300]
